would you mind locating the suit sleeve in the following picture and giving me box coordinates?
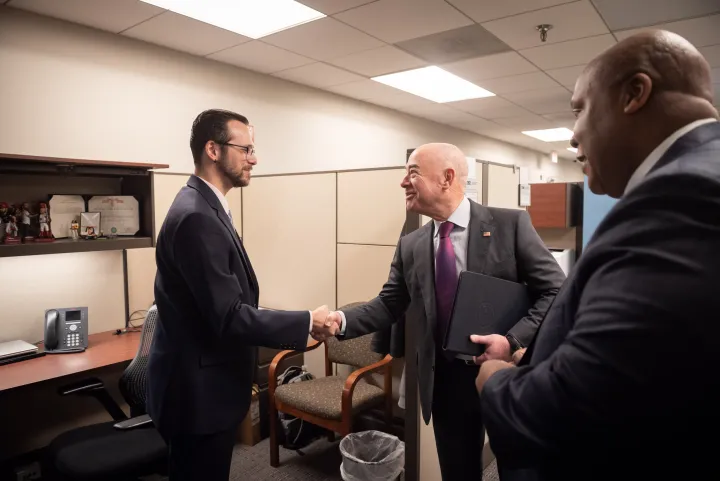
[480,174,720,467]
[507,210,566,345]
[173,212,309,350]
[342,238,411,339]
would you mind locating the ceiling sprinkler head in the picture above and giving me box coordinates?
[536,24,553,42]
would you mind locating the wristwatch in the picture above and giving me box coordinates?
[505,334,523,354]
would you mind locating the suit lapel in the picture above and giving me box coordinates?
[216,210,260,301]
[187,176,260,302]
[467,201,494,274]
[414,224,437,333]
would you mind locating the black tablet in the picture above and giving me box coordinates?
[442,271,531,357]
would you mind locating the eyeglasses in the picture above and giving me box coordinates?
[218,142,256,159]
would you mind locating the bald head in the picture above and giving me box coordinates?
[571,30,718,198]
[402,143,469,219]
[411,143,469,184]
[589,30,715,105]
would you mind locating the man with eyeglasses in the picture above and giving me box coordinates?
[148,109,339,480]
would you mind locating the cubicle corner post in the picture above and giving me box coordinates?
[403,148,421,481]
[122,249,130,329]
[572,182,584,258]
[481,162,489,206]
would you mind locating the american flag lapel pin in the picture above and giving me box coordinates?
[483,231,491,237]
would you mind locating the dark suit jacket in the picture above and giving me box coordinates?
[481,122,720,481]
[148,175,309,437]
[343,200,566,422]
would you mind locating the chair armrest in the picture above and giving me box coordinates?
[113,414,154,431]
[58,377,128,422]
[269,339,323,393]
[58,377,105,395]
[341,355,393,414]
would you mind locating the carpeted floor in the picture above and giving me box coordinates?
[226,437,499,481]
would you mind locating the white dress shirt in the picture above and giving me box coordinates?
[195,175,314,332]
[197,175,230,218]
[624,118,718,195]
[337,197,471,336]
[432,197,471,278]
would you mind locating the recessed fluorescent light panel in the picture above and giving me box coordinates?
[372,66,495,103]
[567,147,578,153]
[139,0,325,39]
[521,128,574,142]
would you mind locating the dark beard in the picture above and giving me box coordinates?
[217,152,248,188]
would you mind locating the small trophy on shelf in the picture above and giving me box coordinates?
[35,202,55,243]
[69,218,80,241]
[4,215,20,244]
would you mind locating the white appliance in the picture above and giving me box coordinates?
[551,249,575,276]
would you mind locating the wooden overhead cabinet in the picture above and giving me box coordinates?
[527,182,582,228]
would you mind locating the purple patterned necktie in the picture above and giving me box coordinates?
[435,221,458,344]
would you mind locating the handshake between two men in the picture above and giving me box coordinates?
[309,305,342,342]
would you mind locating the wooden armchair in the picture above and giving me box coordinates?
[268,327,393,467]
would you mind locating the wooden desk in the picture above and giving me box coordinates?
[0,330,140,392]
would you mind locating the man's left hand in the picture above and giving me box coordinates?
[476,359,513,395]
[470,334,511,364]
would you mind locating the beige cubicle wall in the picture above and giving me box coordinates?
[242,173,337,377]
[485,163,524,210]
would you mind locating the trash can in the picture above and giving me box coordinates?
[339,430,405,481]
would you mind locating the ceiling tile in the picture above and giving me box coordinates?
[262,17,383,61]
[297,0,377,15]
[476,72,562,94]
[520,34,616,69]
[493,113,556,130]
[446,0,576,23]
[592,0,720,31]
[327,45,426,76]
[122,11,249,56]
[700,44,720,67]
[442,52,538,83]
[273,62,364,88]
[613,14,720,47]
[334,0,473,44]
[503,86,571,114]
[7,0,164,33]
[326,79,421,104]
[395,24,511,64]
[482,1,610,50]
[394,101,484,124]
[545,64,586,88]
[542,111,578,128]
[448,96,533,118]
[448,116,502,132]
[208,41,314,74]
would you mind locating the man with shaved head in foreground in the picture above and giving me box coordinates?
[322,142,565,480]
[477,30,720,481]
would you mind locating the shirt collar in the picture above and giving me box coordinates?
[433,197,470,237]
[196,175,231,217]
[624,118,718,195]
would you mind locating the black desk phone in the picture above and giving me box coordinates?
[44,307,89,354]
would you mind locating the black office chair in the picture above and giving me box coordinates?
[44,305,167,481]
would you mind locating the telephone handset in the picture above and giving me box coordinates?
[44,307,89,354]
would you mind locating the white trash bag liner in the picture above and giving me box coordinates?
[339,430,405,481]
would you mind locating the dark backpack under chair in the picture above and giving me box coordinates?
[275,365,328,450]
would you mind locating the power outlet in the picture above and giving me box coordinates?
[14,462,41,481]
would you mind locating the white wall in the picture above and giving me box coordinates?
[0,6,580,181]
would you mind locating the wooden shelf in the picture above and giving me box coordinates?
[0,236,153,258]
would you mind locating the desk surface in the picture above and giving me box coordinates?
[0,330,140,392]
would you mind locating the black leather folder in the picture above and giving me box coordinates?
[443,271,531,357]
